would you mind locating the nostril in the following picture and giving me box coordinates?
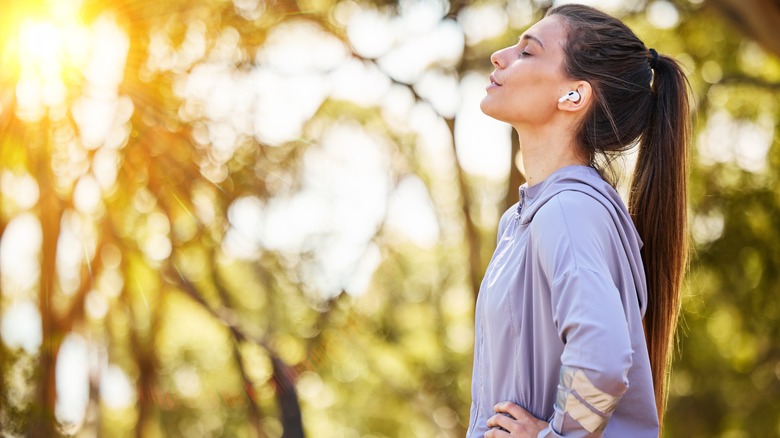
[490,52,502,69]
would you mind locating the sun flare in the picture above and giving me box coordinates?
[4,0,90,121]
[18,20,90,72]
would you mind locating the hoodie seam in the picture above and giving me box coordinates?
[552,195,580,271]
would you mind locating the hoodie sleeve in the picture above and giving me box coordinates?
[530,191,634,437]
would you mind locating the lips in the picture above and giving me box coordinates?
[486,74,502,91]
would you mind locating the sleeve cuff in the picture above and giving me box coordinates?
[537,425,563,438]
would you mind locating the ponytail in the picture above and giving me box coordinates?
[547,4,693,426]
[628,54,691,424]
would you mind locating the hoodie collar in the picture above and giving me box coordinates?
[517,165,600,224]
[517,178,544,215]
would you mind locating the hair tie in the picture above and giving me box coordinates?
[648,48,658,69]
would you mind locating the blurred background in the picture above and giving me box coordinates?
[0,0,778,436]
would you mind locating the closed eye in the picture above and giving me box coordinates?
[516,41,532,58]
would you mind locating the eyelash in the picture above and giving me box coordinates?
[519,50,531,58]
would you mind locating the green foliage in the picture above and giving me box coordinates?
[0,0,779,436]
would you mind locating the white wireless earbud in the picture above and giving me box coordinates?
[558,91,581,103]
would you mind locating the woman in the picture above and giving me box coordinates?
[468,4,690,437]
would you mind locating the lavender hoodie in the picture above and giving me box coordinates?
[467,165,659,437]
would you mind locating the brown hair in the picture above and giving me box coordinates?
[547,4,691,426]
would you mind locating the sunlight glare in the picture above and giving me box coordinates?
[414,69,461,118]
[330,59,392,107]
[455,73,512,179]
[173,365,203,399]
[0,213,42,296]
[13,1,90,122]
[93,147,120,191]
[647,1,680,29]
[72,16,131,150]
[224,123,391,297]
[224,195,265,260]
[19,20,62,71]
[73,174,102,214]
[85,289,110,319]
[256,20,348,73]
[234,0,265,20]
[0,300,42,354]
[56,214,85,297]
[693,210,725,245]
[698,111,773,173]
[84,16,129,90]
[55,333,89,431]
[1,171,40,211]
[398,0,448,33]
[345,243,382,296]
[347,7,396,58]
[458,3,509,46]
[377,19,464,84]
[143,212,173,263]
[385,175,441,248]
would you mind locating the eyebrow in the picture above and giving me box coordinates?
[519,34,545,50]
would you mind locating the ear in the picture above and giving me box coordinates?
[557,81,592,113]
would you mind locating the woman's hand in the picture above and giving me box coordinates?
[484,401,548,437]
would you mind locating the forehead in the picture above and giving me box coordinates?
[522,15,567,48]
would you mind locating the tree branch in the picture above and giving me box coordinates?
[169,263,305,437]
[210,257,264,438]
[718,74,780,90]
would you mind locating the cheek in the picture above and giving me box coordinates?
[505,66,556,99]
[509,68,562,110]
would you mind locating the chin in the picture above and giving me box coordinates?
[480,99,510,123]
[479,98,499,119]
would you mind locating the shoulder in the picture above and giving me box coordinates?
[530,190,615,275]
[531,190,613,238]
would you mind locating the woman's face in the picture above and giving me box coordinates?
[480,15,572,127]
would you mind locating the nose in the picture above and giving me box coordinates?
[490,50,502,69]
[490,46,511,69]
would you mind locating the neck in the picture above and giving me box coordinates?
[515,124,587,186]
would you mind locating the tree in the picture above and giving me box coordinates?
[0,0,778,436]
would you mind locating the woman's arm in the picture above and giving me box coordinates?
[532,192,635,437]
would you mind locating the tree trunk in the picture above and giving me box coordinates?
[271,356,304,438]
[31,120,62,438]
[707,0,780,57]
[445,117,483,300]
